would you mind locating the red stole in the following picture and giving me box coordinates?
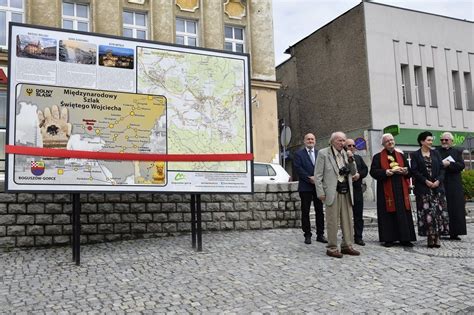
[380,149,411,212]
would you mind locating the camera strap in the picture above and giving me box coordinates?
[330,146,346,169]
[331,146,349,183]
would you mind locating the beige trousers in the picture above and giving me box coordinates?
[326,192,354,250]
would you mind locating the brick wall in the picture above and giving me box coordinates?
[0,183,301,249]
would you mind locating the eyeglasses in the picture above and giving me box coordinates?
[440,139,450,142]
[346,144,355,147]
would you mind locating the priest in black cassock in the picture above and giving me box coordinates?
[370,133,417,247]
[437,132,467,240]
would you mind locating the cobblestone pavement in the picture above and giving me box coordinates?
[1,225,473,314]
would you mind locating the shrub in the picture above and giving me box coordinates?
[461,169,474,201]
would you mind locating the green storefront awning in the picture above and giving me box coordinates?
[392,128,473,147]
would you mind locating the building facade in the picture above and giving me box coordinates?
[0,0,280,182]
[277,1,474,198]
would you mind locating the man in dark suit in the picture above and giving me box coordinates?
[294,133,327,244]
[345,139,368,246]
[438,132,467,240]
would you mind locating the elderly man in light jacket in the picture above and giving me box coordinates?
[314,131,360,258]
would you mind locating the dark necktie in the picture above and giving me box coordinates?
[309,149,315,165]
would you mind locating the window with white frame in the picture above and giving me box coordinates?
[452,71,462,110]
[123,11,148,40]
[224,25,244,53]
[176,18,198,47]
[426,67,438,107]
[414,66,425,106]
[0,0,24,47]
[62,1,89,32]
[401,64,412,105]
[464,72,473,111]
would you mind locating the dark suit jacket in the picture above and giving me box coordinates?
[410,149,445,196]
[353,155,368,192]
[294,147,318,192]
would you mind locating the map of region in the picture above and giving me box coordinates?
[137,47,248,172]
[13,84,167,186]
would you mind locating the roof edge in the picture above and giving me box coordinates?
[285,1,473,55]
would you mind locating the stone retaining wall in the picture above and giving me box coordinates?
[0,183,301,249]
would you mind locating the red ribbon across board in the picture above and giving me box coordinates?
[5,145,253,162]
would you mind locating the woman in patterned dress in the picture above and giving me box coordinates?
[410,131,450,248]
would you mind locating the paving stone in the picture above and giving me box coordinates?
[0,224,473,313]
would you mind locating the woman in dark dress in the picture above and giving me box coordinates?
[410,131,450,248]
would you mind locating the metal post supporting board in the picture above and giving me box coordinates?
[72,194,76,262]
[190,194,202,251]
[190,194,196,248]
[72,193,81,265]
[196,194,202,252]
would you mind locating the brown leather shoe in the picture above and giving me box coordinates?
[326,249,343,258]
[341,247,360,256]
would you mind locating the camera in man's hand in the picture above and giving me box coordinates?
[339,166,351,176]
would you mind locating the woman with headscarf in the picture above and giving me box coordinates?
[410,131,450,248]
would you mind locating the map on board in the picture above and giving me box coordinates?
[7,24,252,193]
[137,47,247,172]
[13,84,168,186]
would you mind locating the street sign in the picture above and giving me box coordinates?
[354,137,366,150]
[280,126,292,147]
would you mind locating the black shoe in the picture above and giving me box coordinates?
[382,241,394,247]
[304,236,312,244]
[316,236,328,243]
[400,241,414,247]
[450,235,461,240]
[355,239,365,246]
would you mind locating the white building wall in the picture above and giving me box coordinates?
[363,2,474,132]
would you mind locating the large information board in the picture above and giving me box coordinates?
[6,24,252,193]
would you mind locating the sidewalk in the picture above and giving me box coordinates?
[1,224,473,313]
